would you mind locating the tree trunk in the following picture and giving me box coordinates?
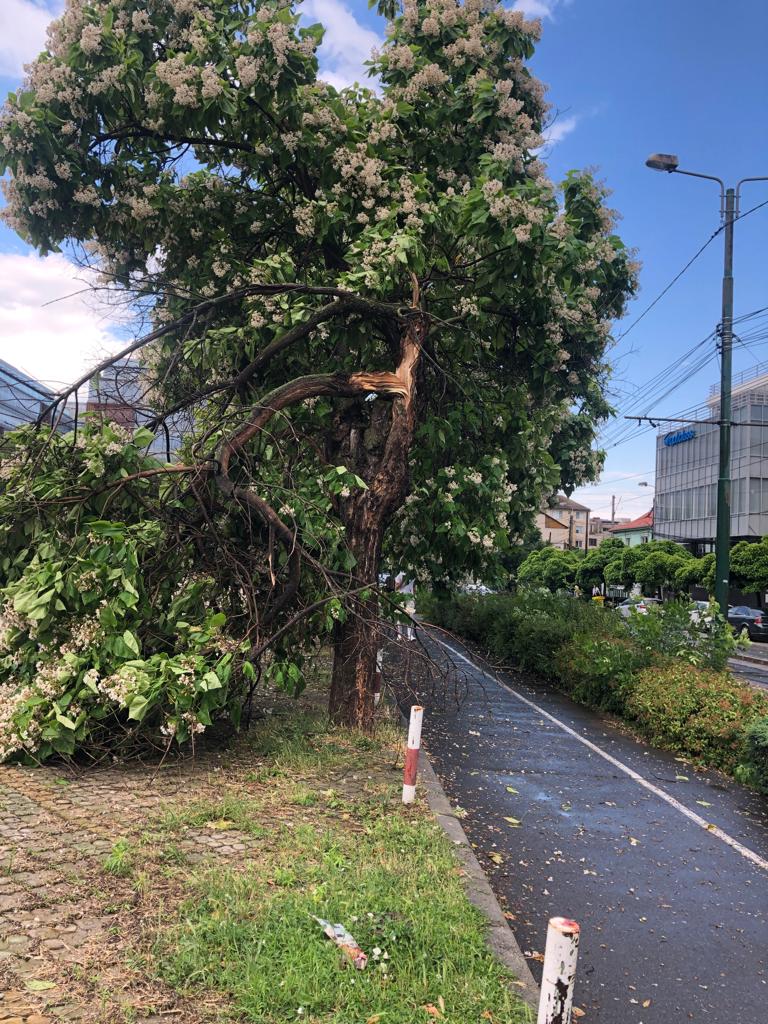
[328,515,382,730]
[328,302,427,729]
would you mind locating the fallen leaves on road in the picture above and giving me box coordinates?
[503,816,521,827]
[505,786,519,794]
[488,852,504,865]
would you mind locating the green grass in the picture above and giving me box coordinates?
[103,838,133,878]
[155,815,530,1024]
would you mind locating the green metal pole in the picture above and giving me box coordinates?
[714,188,735,615]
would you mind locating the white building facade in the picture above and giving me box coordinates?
[654,367,768,554]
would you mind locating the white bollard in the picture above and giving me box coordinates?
[374,649,384,706]
[402,705,424,804]
[537,916,580,1024]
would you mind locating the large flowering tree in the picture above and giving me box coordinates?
[0,0,635,741]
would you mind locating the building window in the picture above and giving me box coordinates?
[589,538,597,547]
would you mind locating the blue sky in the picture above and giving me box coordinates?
[1,1,767,517]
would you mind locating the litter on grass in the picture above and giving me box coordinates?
[313,916,368,969]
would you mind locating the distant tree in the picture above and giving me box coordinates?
[674,553,714,594]
[517,546,582,593]
[502,522,544,584]
[730,539,768,595]
[575,537,625,592]
[634,551,689,595]
[603,540,693,593]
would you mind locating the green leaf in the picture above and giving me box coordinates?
[201,671,222,691]
[25,979,57,992]
[122,630,140,656]
[127,695,149,721]
[55,713,77,730]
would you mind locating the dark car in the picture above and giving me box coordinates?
[727,606,768,641]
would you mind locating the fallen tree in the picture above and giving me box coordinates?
[0,0,635,757]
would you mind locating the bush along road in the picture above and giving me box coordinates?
[396,631,768,1024]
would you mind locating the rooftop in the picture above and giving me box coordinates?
[608,509,653,532]
[551,493,590,512]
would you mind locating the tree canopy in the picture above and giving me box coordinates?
[0,0,636,755]
[516,546,582,593]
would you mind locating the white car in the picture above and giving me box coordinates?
[617,597,661,618]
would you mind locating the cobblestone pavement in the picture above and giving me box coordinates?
[0,754,258,1024]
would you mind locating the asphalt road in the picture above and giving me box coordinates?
[730,658,768,692]
[730,643,768,692]
[396,634,768,1024]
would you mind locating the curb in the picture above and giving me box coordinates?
[417,749,540,1011]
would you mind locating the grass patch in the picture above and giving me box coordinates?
[155,815,529,1023]
[142,704,530,1023]
[104,839,133,878]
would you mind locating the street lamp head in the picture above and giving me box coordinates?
[645,153,679,173]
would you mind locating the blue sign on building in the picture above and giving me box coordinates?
[663,427,696,447]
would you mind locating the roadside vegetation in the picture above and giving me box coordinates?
[420,591,768,792]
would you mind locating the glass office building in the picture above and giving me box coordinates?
[654,367,768,553]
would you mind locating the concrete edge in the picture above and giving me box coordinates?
[416,748,540,1012]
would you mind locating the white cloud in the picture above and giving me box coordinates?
[0,1,61,78]
[513,0,556,17]
[0,252,122,390]
[541,113,579,147]
[301,0,382,90]
[513,0,574,18]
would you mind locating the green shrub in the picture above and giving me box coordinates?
[557,635,650,714]
[625,599,740,671]
[739,716,768,793]
[626,662,768,772]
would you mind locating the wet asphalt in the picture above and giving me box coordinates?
[729,647,768,693]
[395,634,768,1024]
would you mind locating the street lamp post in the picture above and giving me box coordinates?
[645,154,768,615]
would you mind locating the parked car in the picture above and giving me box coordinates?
[727,606,768,641]
[689,599,712,624]
[617,597,661,618]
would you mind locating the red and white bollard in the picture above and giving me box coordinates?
[374,649,383,707]
[537,917,580,1024]
[402,705,424,804]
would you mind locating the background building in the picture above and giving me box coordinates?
[608,509,653,546]
[589,515,630,547]
[0,360,74,435]
[536,494,591,550]
[86,357,187,459]
[654,364,768,553]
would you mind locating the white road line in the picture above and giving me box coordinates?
[435,636,768,874]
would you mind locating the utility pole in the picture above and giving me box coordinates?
[611,494,616,524]
[715,189,735,614]
[645,155,768,616]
